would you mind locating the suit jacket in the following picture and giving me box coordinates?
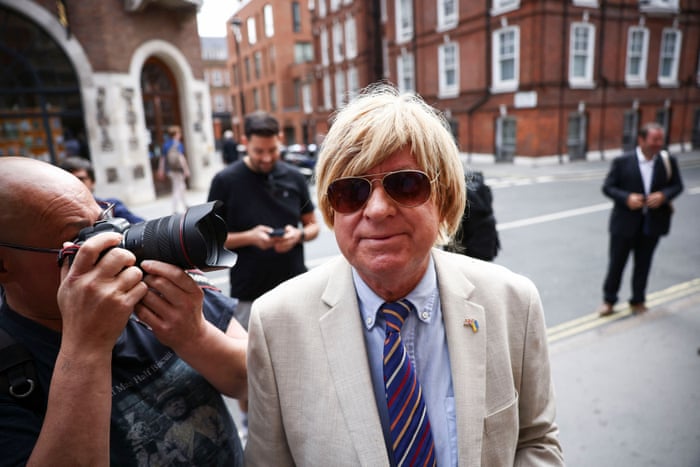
[245,249,563,466]
[603,151,683,237]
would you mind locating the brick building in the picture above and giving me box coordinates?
[226,0,316,146]
[201,36,233,144]
[309,0,700,163]
[0,0,219,203]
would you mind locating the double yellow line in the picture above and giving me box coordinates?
[547,278,700,344]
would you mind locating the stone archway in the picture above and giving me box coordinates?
[0,5,86,163]
[141,56,183,196]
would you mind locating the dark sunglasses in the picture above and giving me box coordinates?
[0,202,115,255]
[327,170,435,214]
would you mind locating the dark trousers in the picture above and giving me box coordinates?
[603,231,660,305]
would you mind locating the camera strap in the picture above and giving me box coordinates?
[0,327,46,417]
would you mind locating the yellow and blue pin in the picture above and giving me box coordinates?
[463,318,479,333]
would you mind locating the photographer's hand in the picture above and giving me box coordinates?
[134,260,247,398]
[57,232,146,352]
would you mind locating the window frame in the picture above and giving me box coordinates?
[568,22,596,89]
[491,26,520,93]
[491,0,520,16]
[437,0,458,32]
[658,27,681,87]
[396,52,415,93]
[395,0,414,44]
[263,4,274,38]
[438,41,459,98]
[625,26,649,87]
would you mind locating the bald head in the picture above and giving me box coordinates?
[0,157,99,245]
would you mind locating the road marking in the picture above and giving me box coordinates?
[497,203,611,231]
[547,278,700,343]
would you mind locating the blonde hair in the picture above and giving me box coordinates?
[315,83,466,245]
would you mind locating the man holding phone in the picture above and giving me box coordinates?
[207,111,319,330]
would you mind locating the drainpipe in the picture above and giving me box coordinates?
[597,1,608,160]
[466,2,493,163]
[557,0,569,164]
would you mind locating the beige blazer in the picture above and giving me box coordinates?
[245,248,564,466]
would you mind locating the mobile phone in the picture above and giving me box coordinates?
[269,228,286,237]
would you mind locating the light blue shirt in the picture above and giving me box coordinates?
[353,256,457,467]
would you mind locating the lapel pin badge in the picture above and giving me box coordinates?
[463,318,479,333]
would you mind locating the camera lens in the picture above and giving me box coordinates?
[120,201,236,271]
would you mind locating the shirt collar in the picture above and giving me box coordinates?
[354,255,438,330]
[636,147,656,164]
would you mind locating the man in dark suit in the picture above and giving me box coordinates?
[597,122,684,317]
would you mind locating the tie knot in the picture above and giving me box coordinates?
[381,299,414,332]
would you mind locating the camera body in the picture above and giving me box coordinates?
[269,228,285,237]
[71,201,236,271]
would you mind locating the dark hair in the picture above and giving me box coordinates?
[638,122,664,139]
[244,111,279,138]
[59,156,95,182]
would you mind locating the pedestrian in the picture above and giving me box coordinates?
[207,111,320,330]
[158,125,190,213]
[0,157,247,466]
[445,170,501,261]
[59,156,145,224]
[596,122,684,317]
[221,129,239,165]
[245,84,564,466]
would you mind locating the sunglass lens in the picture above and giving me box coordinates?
[328,178,371,213]
[383,171,431,206]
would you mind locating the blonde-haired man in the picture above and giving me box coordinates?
[245,84,564,466]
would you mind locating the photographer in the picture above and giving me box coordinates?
[0,157,247,466]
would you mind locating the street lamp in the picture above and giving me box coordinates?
[230,17,246,136]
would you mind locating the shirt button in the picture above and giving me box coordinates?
[421,311,430,320]
[366,317,374,326]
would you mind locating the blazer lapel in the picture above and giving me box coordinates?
[434,251,486,467]
[319,261,389,467]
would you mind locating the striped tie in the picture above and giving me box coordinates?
[381,299,436,467]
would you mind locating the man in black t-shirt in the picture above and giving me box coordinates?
[208,112,320,330]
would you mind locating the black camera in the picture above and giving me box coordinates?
[70,201,236,271]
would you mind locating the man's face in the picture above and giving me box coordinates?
[639,128,665,159]
[332,148,440,297]
[245,134,281,174]
[72,168,95,193]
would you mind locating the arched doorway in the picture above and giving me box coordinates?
[141,56,181,196]
[0,6,86,163]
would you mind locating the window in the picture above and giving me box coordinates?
[214,94,226,112]
[292,2,302,33]
[247,17,257,45]
[397,52,415,93]
[625,27,649,87]
[323,72,332,110]
[492,26,519,92]
[396,0,413,44]
[211,70,223,86]
[334,71,346,108]
[658,28,681,86]
[437,0,457,31]
[344,16,357,59]
[330,0,340,12]
[572,0,598,6]
[244,57,251,82]
[639,0,679,14]
[569,22,595,88]
[264,4,274,37]
[302,83,312,114]
[495,116,516,162]
[318,0,326,18]
[269,83,277,111]
[492,0,519,15]
[293,79,302,107]
[295,43,314,63]
[333,21,344,63]
[438,42,459,98]
[254,52,262,79]
[347,66,359,101]
[320,28,329,66]
[253,87,260,110]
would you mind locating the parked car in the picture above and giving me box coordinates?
[281,144,316,183]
